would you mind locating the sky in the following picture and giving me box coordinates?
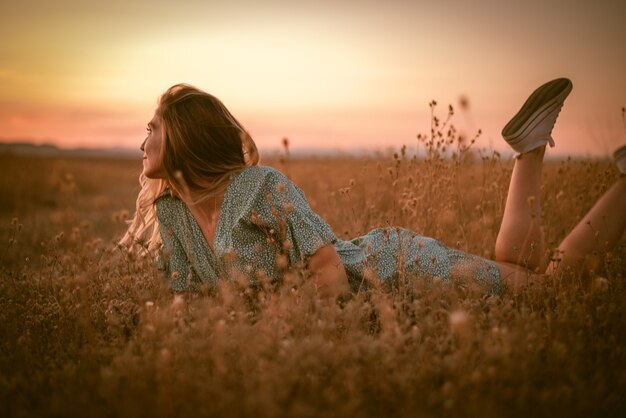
[1,0,625,157]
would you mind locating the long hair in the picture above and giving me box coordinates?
[119,84,259,252]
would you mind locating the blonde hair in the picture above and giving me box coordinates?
[120,84,259,252]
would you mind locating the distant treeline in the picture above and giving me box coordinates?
[0,142,141,158]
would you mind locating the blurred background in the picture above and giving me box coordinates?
[1,0,624,157]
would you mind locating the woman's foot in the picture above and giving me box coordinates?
[502,78,573,155]
[613,144,626,174]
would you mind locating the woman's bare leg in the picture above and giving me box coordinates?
[494,146,546,272]
[494,261,544,294]
[546,175,626,274]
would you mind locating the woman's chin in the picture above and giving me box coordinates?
[142,166,154,179]
[143,168,164,180]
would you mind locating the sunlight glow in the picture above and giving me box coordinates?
[0,1,624,155]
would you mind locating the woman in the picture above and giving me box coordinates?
[120,78,626,297]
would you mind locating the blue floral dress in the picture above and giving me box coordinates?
[156,166,502,294]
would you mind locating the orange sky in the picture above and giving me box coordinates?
[1,0,625,157]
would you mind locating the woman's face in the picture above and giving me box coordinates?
[141,114,165,179]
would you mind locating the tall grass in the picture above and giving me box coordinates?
[1,110,625,417]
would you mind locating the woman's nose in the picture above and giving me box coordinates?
[140,139,146,152]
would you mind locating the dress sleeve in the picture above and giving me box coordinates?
[158,225,200,292]
[156,197,201,292]
[249,169,337,265]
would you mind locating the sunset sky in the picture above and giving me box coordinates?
[1,0,625,157]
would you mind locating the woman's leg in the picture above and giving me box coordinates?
[495,170,626,293]
[494,261,544,294]
[494,78,572,274]
[494,146,546,272]
[546,175,626,274]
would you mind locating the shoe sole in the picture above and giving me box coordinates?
[614,144,626,174]
[613,144,626,161]
[502,78,573,143]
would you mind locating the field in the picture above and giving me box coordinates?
[1,139,625,417]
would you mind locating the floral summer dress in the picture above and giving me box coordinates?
[156,166,503,294]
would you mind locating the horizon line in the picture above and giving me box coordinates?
[0,139,617,161]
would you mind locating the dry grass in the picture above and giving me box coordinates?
[1,121,625,417]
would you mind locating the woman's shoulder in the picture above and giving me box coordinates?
[238,165,286,181]
[154,192,184,225]
[154,189,177,206]
[226,166,296,214]
[232,165,290,191]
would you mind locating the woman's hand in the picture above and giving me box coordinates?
[307,244,350,299]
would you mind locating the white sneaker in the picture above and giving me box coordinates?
[502,78,573,155]
[613,144,626,174]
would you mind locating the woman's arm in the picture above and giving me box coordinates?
[307,244,350,298]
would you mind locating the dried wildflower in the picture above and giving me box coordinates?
[159,348,172,362]
[275,254,288,269]
[593,277,609,292]
[171,295,185,311]
[449,310,470,333]
[223,250,237,264]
